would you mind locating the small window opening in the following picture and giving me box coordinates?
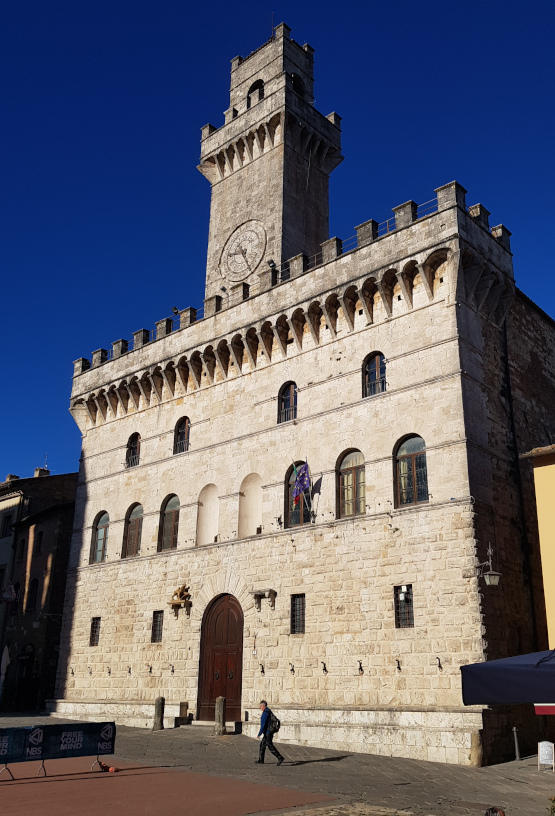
[33,531,43,557]
[151,610,164,643]
[90,616,101,646]
[290,594,306,634]
[246,79,264,109]
[394,584,414,628]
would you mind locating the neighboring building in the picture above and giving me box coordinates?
[521,445,555,649]
[0,470,77,710]
[51,24,555,765]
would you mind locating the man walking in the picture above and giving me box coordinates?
[255,700,284,765]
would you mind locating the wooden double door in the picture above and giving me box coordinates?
[197,594,243,722]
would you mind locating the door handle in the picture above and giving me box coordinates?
[214,670,220,680]
[228,670,234,679]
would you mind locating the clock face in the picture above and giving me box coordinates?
[221,221,267,282]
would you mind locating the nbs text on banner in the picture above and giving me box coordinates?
[0,722,116,764]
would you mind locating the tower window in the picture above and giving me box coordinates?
[33,531,43,557]
[1,514,13,538]
[90,616,101,646]
[151,611,164,643]
[290,594,306,634]
[394,585,414,628]
[26,578,39,612]
[246,79,264,109]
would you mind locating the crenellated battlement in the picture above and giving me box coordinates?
[73,180,513,381]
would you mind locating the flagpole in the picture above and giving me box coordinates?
[291,460,311,516]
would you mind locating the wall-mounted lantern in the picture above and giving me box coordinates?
[477,544,501,587]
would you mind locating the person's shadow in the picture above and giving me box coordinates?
[287,755,350,766]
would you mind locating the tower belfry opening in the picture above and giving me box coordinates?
[198,22,343,304]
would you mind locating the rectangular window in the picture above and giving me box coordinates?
[290,594,306,634]
[1,514,13,538]
[394,585,414,628]
[151,610,164,643]
[89,616,101,646]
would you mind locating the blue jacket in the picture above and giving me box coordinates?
[258,707,271,737]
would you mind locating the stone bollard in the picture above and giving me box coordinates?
[153,696,165,731]
[214,696,226,736]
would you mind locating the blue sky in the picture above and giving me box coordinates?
[2,0,554,479]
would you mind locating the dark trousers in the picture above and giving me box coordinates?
[259,729,283,762]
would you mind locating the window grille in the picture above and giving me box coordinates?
[395,436,429,506]
[278,382,297,423]
[394,585,414,628]
[151,610,164,643]
[90,616,101,646]
[363,353,386,397]
[290,594,306,634]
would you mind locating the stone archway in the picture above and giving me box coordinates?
[197,594,244,722]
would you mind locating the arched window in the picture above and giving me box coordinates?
[173,417,190,455]
[90,512,109,563]
[395,436,429,506]
[159,495,180,552]
[363,353,386,397]
[26,578,38,612]
[33,531,43,557]
[238,473,263,538]
[338,450,365,518]
[196,484,219,546]
[126,433,141,468]
[246,79,264,109]
[285,462,311,528]
[122,504,143,558]
[278,382,297,423]
[291,73,306,99]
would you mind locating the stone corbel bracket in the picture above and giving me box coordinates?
[251,589,277,611]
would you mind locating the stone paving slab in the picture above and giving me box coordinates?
[1,715,552,815]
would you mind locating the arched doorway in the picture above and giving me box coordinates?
[197,594,243,722]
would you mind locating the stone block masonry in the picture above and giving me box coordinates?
[52,23,555,767]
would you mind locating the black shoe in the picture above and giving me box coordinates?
[277,757,283,766]
[255,760,264,764]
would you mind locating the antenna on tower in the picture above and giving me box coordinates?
[44,453,48,469]
[271,12,274,39]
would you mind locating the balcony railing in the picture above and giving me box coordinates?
[125,454,140,468]
[363,379,386,398]
[278,406,297,423]
[173,439,189,455]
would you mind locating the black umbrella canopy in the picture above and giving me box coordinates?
[461,650,555,705]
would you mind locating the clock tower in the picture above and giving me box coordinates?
[198,23,343,304]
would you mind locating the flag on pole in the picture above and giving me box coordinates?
[292,462,310,506]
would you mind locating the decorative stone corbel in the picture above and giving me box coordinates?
[251,589,277,611]
[168,585,192,619]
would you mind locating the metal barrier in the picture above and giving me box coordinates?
[0,721,116,779]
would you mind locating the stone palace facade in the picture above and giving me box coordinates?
[51,24,555,765]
